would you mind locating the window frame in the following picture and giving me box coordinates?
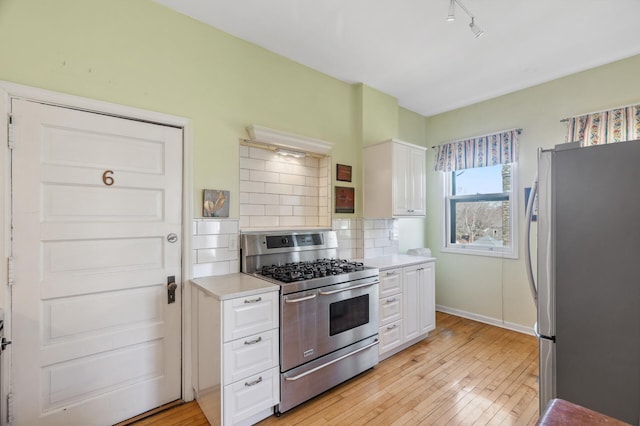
[441,163,519,259]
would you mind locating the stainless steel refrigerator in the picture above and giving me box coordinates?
[526,140,640,425]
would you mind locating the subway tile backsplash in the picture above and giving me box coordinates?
[332,218,399,259]
[192,217,399,278]
[191,146,400,278]
[239,145,331,230]
[192,219,239,278]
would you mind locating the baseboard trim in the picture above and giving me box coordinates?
[436,305,534,336]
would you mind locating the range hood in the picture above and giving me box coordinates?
[246,124,334,156]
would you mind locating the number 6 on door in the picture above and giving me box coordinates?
[102,170,114,186]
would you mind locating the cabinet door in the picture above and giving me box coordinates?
[418,263,436,334]
[223,291,279,342]
[402,265,420,341]
[392,143,411,216]
[223,329,279,384]
[223,366,279,425]
[379,293,402,326]
[409,147,426,215]
[379,320,403,355]
[379,268,402,298]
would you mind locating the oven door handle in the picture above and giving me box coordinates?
[284,293,317,303]
[318,281,378,296]
[284,339,379,381]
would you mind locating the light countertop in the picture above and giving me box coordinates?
[191,273,279,301]
[359,254,436,270]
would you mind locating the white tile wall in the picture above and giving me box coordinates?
[191,217,398,279]
[239,145,331,230]
[362,218,399,258]
[192,219,239,278]
[332,218,399,259]
[333,219,363,259]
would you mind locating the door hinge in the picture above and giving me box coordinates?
[6,392,13,424]
[7,114,14,149]
[7,257,14,286]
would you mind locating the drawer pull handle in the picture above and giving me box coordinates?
[386,271,397,276]
[387,324,398,330]
[245,376,263,387]
[244,297,262,304]
[284,340,379,381]
[386,297,397,303]
[244,336,262,345]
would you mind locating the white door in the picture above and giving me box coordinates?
[10,99,183,425]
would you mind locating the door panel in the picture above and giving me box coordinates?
[11,99,183,425]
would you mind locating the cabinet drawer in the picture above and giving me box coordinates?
[223,291,278,342]
[223,329,279,384]
[223,366,279,426]
[379,294,402,325]
[379,320,403,354]
[379,268,402,298]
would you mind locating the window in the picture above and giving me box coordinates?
[443,163,518,258]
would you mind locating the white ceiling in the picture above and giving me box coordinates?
[153,0,640,116]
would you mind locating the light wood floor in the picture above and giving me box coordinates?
[133,312,539,425]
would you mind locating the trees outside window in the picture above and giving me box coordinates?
[443,164,517,258]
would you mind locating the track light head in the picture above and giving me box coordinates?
[447,0,456,21]
[469,17,484,38]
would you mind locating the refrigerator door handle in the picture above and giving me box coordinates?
[525,176,538,307]
[534,321,555,342]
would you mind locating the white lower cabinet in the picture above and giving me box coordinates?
[222,328,279,385]
[192,281,279,425]
[223,366,280,426]
[379,320,403,354]
[377,262,435,359]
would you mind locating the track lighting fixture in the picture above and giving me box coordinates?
[469,17,484,38]
[446,0,484,38]
[447,0,455,21]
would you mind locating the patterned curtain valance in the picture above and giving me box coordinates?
[565,104,640,146]
[433,129,519,172]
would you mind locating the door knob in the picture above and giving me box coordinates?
[167,276,177,304]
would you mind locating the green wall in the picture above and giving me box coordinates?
[0,0,415,217]
[425,54,640,329]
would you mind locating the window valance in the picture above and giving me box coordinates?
[565,104,640,146]
[433,129,519,172]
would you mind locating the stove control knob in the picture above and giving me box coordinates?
[282,237,289,245]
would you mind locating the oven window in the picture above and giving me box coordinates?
[329,294,369,336]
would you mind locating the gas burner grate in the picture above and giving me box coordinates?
[259,258,366,283]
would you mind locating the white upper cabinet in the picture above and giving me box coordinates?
[364,139,426,218]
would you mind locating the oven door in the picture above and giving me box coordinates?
[281,289,319,372]
[316,276,379,358]
[280,276,379,372]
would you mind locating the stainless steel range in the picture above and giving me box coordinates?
[241,230,380,414]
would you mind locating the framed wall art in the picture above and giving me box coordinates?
[335,186,355,213]
[203,189,230,217]
[336,164,352,182]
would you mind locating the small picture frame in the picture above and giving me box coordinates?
[336,164,352,182]
[203,189,230,218]
[335,186,355,213]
